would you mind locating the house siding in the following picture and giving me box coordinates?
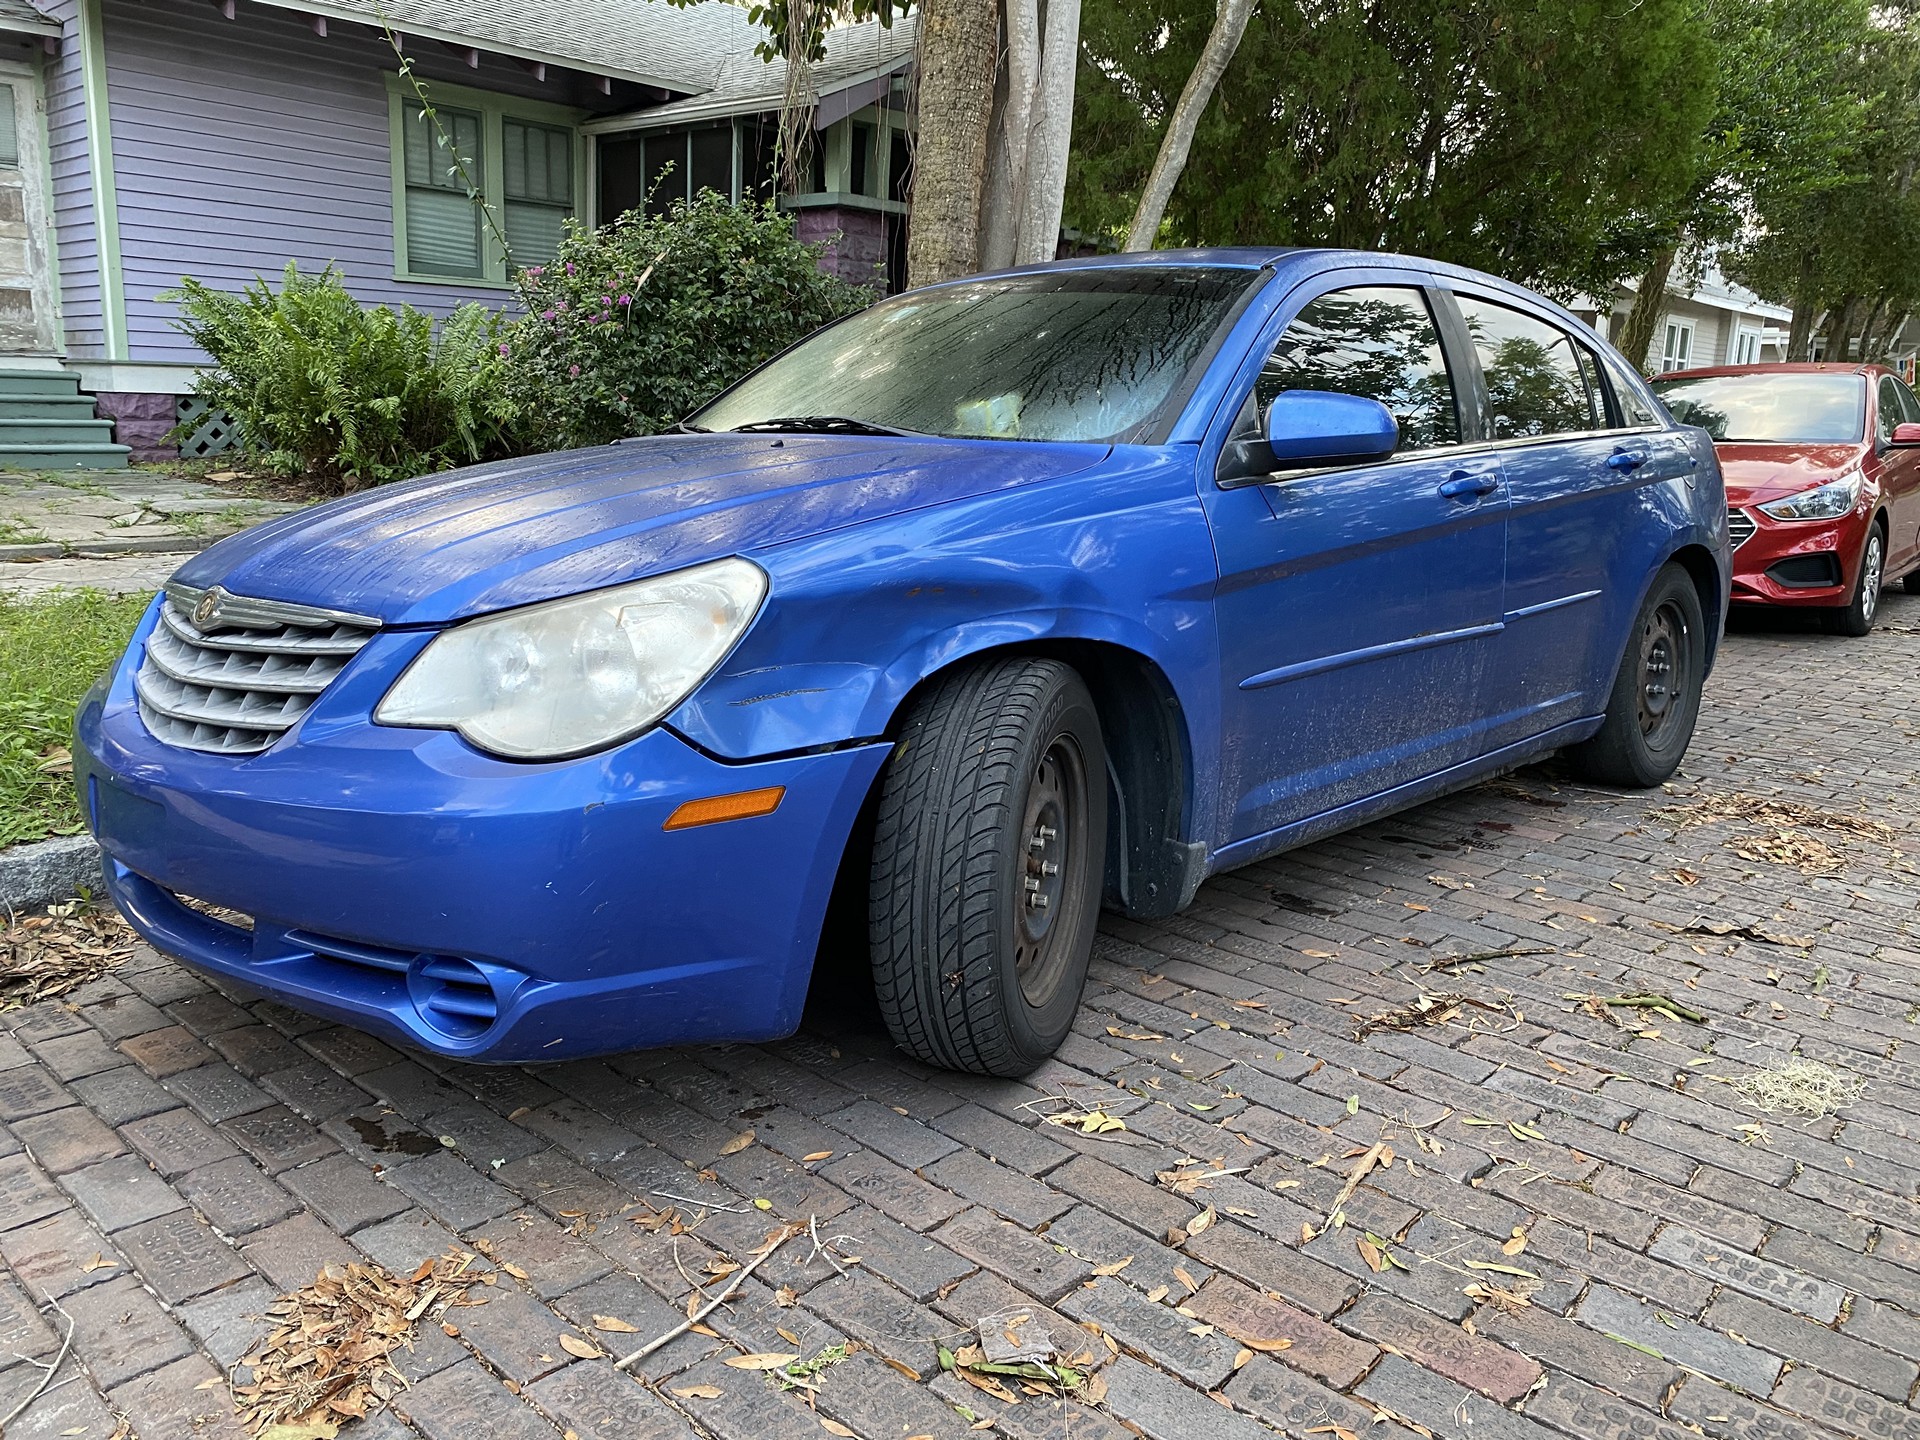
[93,0,585,365]
[42,0,103,357]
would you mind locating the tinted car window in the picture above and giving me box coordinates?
[1649,373,1865,443]
[692,266,1256,445]
[1879,376,1906,442]
[1253,286,1459,450]
[1453,295,1597,439]
[1608,359,1663,427]
[1896,375,1920,424]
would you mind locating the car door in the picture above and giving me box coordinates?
[1876,374,1920,571]
[1203,278,1509,849]
[1445,287,1695,743]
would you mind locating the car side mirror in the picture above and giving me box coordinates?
[1217,390,1400,488]
[1892,422,1920,447]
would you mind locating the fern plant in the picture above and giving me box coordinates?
[165,263,521,491]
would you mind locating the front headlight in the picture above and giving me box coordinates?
[1758,471,1862,522]
[375,558,767,759]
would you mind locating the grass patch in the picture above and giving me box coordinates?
[1723,1057,1867,1118]
[0,589,149,847]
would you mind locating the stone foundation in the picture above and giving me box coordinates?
[94,391,179,462]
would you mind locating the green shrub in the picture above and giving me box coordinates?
[165,263,520,491]
[503,194,874,450]
[0,590,149,847]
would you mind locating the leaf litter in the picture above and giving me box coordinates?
[1656,792,1898,874]
[232,1250,491,1437]
[1,900,134,1009]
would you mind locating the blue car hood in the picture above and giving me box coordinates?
[174,433,1111,626]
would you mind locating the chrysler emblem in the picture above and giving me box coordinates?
[193,587,229,629]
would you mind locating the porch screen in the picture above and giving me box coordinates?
[403,107,484,278]
[504,119,572,268]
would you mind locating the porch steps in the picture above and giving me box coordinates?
[0,370,130,469]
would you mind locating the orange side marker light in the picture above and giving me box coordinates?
[662,785,787,831]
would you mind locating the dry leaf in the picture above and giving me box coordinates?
[719,1130,756,1156]
[671,1384,724,1399]
[1091,1256,1135,1277]
[592,1315,639,1333]
[1173,1266,1198,1291]
[559,1334,601,1359]
[1187,1206,1217,1237]
[724,1352,801,1370]
[801,1151,834,1163]
[1233,1347,1254,1369]
[1240,1336,1295,1353]
[81,1253,116,1272]
[1357,1238,1387,1273]
[821,1422,857,1438]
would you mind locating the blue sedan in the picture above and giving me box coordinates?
[74,249,1730,1076]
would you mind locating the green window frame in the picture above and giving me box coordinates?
[386,76,586,288]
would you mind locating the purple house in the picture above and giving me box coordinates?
[6,0,914,461]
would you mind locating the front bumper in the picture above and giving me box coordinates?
[74,598,890,1062]
[1727,503,1870,608]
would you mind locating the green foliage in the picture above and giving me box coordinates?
[502,193,874,451]
[1728,10,1920,346]
[1069,0,1718,296]
[662,0,910,63]
[0,589,148,847]
[164,263,520,492]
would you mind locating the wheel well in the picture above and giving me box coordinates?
[1667,543,1724,667]
[877,639,1203,920]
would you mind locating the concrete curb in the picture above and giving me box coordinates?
[0,833,106,915]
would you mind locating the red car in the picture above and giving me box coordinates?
[1652,362,1920,634]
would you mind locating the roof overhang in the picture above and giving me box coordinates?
[247,0,699,93]
[584,54,910,135]
[0,9,60,39]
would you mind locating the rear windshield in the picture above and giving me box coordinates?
[690,266,1257,444]
[1650,373,1865,443]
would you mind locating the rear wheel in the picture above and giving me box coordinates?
[1825,527,1885,636]
[1565,563,1705,788]
[868,658,1108,1077]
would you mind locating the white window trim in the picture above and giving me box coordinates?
[386,75,587,289]
[1660,319,1695,373]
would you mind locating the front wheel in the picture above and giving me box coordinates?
[1565,563,1705,788]
[868,658,1108,1077]
[1823,527,1884,636]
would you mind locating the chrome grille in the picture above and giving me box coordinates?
[1728,507,1757,550]
[135,583,379,755]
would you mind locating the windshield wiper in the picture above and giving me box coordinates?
[726,415,915,438]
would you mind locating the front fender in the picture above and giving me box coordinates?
[665,446,1222,772]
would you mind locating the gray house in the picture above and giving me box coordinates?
[4,0,914,463]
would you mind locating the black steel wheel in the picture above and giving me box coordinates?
[868,658,1107,1077]
[1566,563,1705,788]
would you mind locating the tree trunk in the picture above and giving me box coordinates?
[908,0,1000,287]
[1616,246,1678,374]
[1125,0,1257,251]
[1785,250,1818,361]
[1012,0,1080,265]
[979,0,1037,271]
[1878,309,1913,362]
[1823,294,1859,362]
[1857,294,1890,363]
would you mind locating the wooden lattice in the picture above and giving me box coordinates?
[175,394,240,457]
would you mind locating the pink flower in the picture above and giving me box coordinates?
[526,266,545,277]
[617,294,631,306]
[568,364,580,377]
[565,263,576,275]
[541,309,555,321]
[497,342,510,356]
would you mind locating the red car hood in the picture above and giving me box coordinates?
[1717,442,1866,506]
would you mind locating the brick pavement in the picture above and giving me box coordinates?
[3,592,1918,1440]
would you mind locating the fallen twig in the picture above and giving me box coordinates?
[0,1287,76,1434]
[614,1221,804,1371]
[1561,992,1707,1025]
[649,1189,748,1214]
[1307,1139,1391,1240]
[1416,946,1555,974]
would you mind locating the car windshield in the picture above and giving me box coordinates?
[1650,373,1865,443]
[689,266,1258,444]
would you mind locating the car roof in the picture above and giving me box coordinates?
[1653,362,1887,381]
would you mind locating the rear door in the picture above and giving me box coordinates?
[1203,277,1509,849]
[1444,287,1694,742]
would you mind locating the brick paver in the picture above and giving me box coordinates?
[4,596,1919,1440]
